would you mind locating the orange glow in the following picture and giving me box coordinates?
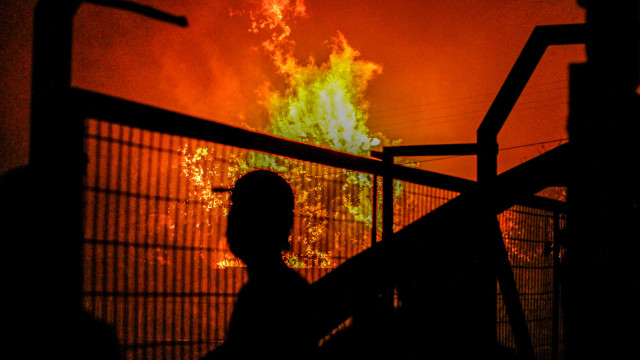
[215,255,245,269]
[250,0,307,44]
[1,1,586,178]
[180,0,403,270]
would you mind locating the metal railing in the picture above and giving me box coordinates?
[29,2,576,359]
[79,109,465,359]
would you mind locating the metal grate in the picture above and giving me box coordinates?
[81,116,566,360]
[497,206,566,360]
[82,119,466,359]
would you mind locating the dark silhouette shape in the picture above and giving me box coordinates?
[200,170,514,359]
[311,195,497,360]
[564,2,640,359]
[201,170,321,360]
[1,166,122,360]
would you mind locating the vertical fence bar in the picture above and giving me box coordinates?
[381,151,393,244]
[202,140,214,351]
[103,123,113,321]
[90,121,101,318]
[158,134,168,359]
[141,130,151,360]
[153,132,162,360]
[381,150,395,313]
[371,175,378,247]
[132,127,142,359]
[552,211,561,360]
[122,125,132,350]
[171,135,180,359]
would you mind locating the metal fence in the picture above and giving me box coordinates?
[81,114,565,360]
[497,206,566,360]
[29,5,576,358]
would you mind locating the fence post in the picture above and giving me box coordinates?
[477,129,500,359]
[31,0,85,313]
[380,149,396,312]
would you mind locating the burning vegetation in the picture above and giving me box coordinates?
[180,0,404,268]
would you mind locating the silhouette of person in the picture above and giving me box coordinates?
[200,170,505,360]
[202,170,320,360]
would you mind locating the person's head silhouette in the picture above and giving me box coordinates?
[226,170,294,267]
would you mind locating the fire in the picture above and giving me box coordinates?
[180,145,242,212]
[215,255,245,269]
[247,0,400,227]
[249,0,306,45]
[285,248,333,269]
[263,32,383,156]
[250,0,385,157]
[181,0,404,268]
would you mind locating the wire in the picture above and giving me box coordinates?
[261,139,571,180]
[398,138,569,165]
[367,80,568,116]
[368,87,569,130]
[372,100,569,133]
[367,82,567,120]
[499,138,569,151]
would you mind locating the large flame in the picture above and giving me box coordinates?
[249,0,307,45]
[247,0,400,227]
[263,32,383,156]
[250,0,385,156]
[181,0,404,268]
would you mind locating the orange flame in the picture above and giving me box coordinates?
[181,0,404,269]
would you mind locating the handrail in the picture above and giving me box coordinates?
[29,0,187,317]
[473,24,586,360]
[70,87,477,192]
[477,24,587,142]
[374,24,587,360]
[31,0,187,167]
[84,0,188,27]
[34,3,580,358]
[477,24,586,183]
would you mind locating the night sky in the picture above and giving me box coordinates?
[1,0,586,179]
